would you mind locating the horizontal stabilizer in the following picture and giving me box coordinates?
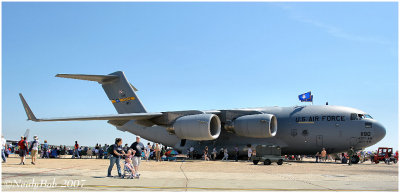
[56,74,119,84]
[56,73,139,91]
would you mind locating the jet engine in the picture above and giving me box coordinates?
[169,114,221,141]
[225,114,277,138]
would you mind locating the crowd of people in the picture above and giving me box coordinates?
[2,134,397,179]
[188,145,247,162]
[312,146,398,165]
[2,137,170,161]
[2,135,169,179]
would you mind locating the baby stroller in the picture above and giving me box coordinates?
[121,160,135,179]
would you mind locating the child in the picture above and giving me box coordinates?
[124,149,136,179]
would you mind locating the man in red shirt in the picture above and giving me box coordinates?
[72,141,80,159]
[18,136,28,165]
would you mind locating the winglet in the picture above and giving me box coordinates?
[19,93,38,122]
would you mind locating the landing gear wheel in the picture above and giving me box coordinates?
[277,159,283,165]
[264,159,271,165]
[253,160,259,165]
[351,156,360,164]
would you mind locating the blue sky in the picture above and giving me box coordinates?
[2,2,398,151]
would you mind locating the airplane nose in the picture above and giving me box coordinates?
[374,121,386,142]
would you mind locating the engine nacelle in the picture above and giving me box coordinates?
[170,114,221,141]
[228,114,277,138]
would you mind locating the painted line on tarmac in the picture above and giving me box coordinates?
[81,185,397,191]
[1,183,396,191]
[179,160,189,191]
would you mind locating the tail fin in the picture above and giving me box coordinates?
[24,128,30,139]
[56,71,147,114]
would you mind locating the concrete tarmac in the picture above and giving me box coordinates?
[1,155,398,191]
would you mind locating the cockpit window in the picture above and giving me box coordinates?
[364,114,373,119]
[350,113,373,120]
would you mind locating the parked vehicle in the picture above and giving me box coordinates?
[374,147,398,164]
[252,145,284,165]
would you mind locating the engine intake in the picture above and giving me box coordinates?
[226,114,277,138]
[169,114,221,141]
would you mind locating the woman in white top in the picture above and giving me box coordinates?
[212,147,217,160]
[145,143,151,162]
[222,148,229,161]
[247,148,253,162]
[94,148,99,158]
[30,136,40,165]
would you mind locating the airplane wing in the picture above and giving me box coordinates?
[19,93,162,122]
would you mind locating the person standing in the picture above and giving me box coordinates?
[1,135,7,163]
[212,147,217,160]
[107,138,125,177]
[370,152,375,164]
[161,146,166,158]
[103,144,109,159]
[99,144,104,159]
[155,143,161,162]
[321,148,327,163]
[348,147,355,165]
[315,152,320,163]
[222,147,228,161]
[95,144,99,159]
[219,148,224,159]
[234,145,239,162]
[29,135,39,165]
[18,136,28,165]
[130,136,144,178]
[145,143,151,162]
[72,141,80,159]
[189,146,194,160]
[203,146,210,161]
[62,145,67,155]
[247,147,253,162]
[87,148,93,158]
[42,140,49,158]
[386,151,392,165]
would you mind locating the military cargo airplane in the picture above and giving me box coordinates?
[19,71,386,163]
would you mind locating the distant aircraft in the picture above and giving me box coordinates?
[19,71,386,163]
[6,128,30,144]
[24,128,30,140]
